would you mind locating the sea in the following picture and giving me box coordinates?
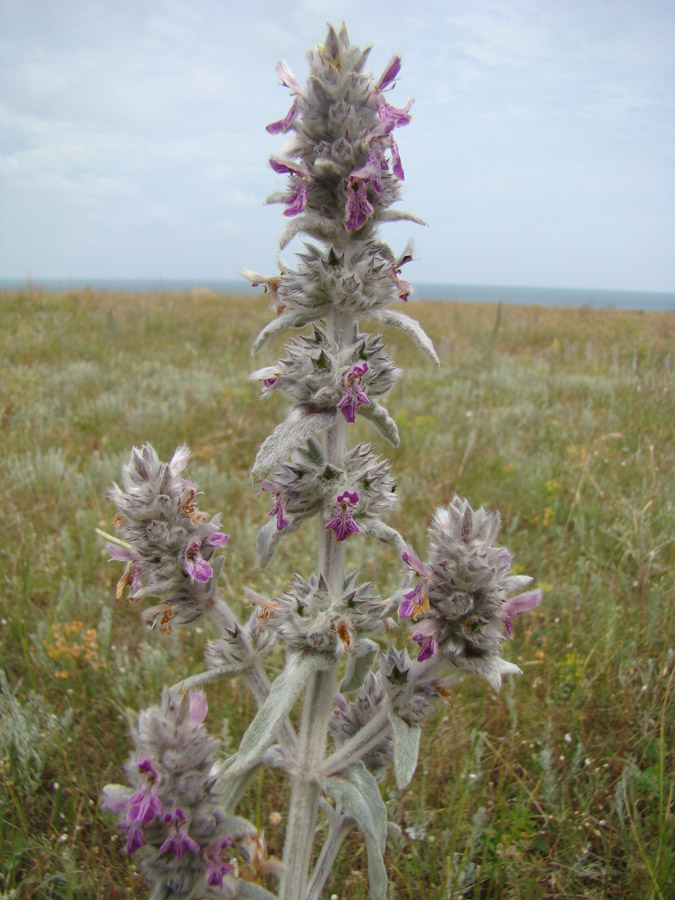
[1,278,673,312]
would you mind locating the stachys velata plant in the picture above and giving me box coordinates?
[101,24,541,900]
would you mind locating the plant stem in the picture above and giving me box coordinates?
[279,309,352,900]
[319,706,390,777]
[306,816,352,900]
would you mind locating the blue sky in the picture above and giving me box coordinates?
[1,0,674,291]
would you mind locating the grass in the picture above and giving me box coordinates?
[0,286,673,899]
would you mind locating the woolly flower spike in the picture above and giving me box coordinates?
[106,444,229,632]
[101,687,251,897]
[338,362,371,422]
[325,490,360,541]
[399,496,541,690]
[260,23,415,252]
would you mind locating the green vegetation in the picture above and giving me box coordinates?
[1,287,673,899]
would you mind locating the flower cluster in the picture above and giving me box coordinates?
[250,570,387,655]
[398,496,541,688]
[251,327,400,427]
[331,674,393,780]
[264,26,410,237]
[102,687,250,897]
[256,439,396,567]
[381,646,453,725]
[106,444,229,632]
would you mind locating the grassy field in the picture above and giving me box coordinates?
[0,286,673,900]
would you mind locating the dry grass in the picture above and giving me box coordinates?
[1,287,673,899]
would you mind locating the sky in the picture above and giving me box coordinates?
[1,0,674,292]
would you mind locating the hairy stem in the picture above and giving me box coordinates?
[279,309,353,900]
[319,706,390,777]
[306,815,352,900]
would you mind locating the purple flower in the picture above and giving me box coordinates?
[189,691,208,724]
[337,362,371,423]
[205,531,229,547]
[270,157,309,217]
[392,245,414,301]
[376,55,402,92]
[184,541,213,583]
[261,480,289,530]
[501,589,542,638]
[325,490,360,542]
[102,759,163,856]
[169,444,191,477]
[266,97,299,134]
[344,178,374,231]
[266,65,301,133]
[124,822,147,855]
[159,809,200,860]
[389,133,404,180]
[251,365,281,393]
[203,837,234,887]
[127,760,163,824]
[399,548,433,619]
[377,96,413,131]
[274,59,301,95]
[412,618,441,661]
[351,147,386,194]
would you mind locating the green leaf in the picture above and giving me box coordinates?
[390,713,421,790]
[224,652,333,778]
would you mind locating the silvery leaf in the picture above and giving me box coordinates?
[224,651,333,777]
[261,743,288,769]
[340,639,379,693]
[319,761,388,900]
[252,312,310,354]
[378,209,428,226]
[172,662,247,692]
[448,652,522,692]
[252,409,336,480]
[265,190,288,205]
[367,308,439,365]
[237,883,279,900]
[390,713,421,790]
[319,761,386,853]
[219,767,260,810]
[364,835,388,900]
[256,518,283,569]
[359,400,400,446]
[358,518,407,554]
[219,814,257,838]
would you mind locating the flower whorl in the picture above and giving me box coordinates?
[400,497,541,689]
[102,688,251,897]
[107,444,229,632]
